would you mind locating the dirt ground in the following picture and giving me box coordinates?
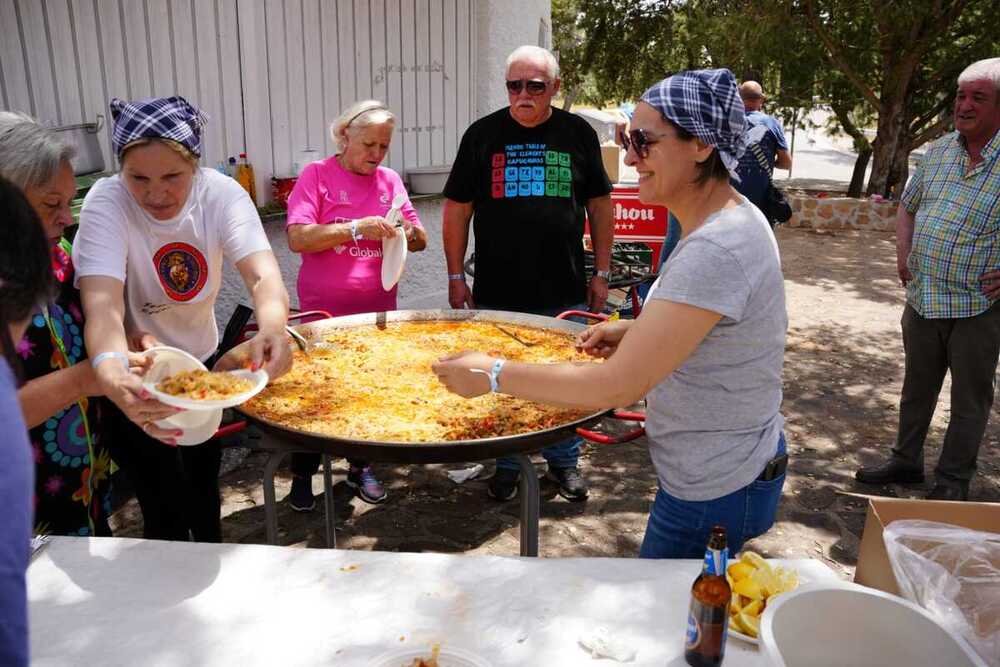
[111,227,1000,578]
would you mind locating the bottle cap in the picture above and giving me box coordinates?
[239,152,247,158]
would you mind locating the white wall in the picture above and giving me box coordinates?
[0,0,477,201]
[474,0,551,118]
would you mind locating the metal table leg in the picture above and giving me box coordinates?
[322,454,336,548]
[516,454,540,557]
[262,450,288,545]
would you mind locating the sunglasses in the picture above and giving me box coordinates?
[618,127,673,159]
[506,79,549,95]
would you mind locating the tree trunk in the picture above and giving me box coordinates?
[867,94,907,196]
[848,147,872,198]
[887,134,913,199]
[561,89,578,111]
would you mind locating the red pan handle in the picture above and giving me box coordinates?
[577,408,646,444]
[556,310,608,322]
[213,420,248,440]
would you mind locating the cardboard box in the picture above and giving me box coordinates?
[853,495,1000,595]
[600,144,621,184]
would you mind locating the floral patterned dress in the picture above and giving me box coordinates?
[18,239,111,536]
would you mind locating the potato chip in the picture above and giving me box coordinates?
[727,552,800,639]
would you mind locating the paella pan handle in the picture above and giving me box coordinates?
[213,420,248,439]
[556,310,609,322]
[576,409,646,444]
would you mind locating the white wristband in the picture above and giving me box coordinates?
[489,358,506,393]
[349,219,361,242]
[448,273,465,281]
[91,351,129,371]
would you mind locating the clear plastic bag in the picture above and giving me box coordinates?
[883,519,1000,666]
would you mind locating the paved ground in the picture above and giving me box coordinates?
[110,226,1000,578]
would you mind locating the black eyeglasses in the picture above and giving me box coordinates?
[618,127,669,159]
[506,79,549,96]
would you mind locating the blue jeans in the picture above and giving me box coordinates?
[491,302,589,472]
[639,433,787,558]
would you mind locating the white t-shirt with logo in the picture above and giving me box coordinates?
[73,168,271,361]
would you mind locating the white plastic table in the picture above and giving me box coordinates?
[28,537,839,666]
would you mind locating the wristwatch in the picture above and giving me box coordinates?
[593,269,611,281]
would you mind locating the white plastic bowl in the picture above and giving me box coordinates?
[760,582,986,667]
[142,346,223,446]
[368,645,490,667]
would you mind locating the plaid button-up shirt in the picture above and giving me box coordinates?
[903,129,1000,319]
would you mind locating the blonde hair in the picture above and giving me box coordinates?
[330,100,396,152]
[120,137,199,167]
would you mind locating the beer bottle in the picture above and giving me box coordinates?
[684,525,731,667]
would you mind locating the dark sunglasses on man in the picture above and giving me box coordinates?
[617,127,668,159]
[506,79,549,96]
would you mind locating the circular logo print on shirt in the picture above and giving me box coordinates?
[153,242,208,302]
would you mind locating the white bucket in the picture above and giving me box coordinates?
[760,582,987,667]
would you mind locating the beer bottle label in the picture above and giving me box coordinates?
[703,547,728,576]
[685,600,729,655]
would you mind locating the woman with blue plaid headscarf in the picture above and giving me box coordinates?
[434,69,789,559]
[73,95,293,542]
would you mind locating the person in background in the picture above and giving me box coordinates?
[0,112,140,538]
[435,68,789,558]
[284,99,427,509]
[0,176,58,667]
[74,95,292,542]
[442,45,614,502]
[856,58,1000,501]
[732,81,791,224]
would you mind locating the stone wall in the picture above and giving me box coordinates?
[786,192,897,231]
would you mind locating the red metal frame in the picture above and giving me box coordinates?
[555,309,647,444]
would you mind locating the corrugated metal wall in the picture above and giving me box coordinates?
[0,0,475,200]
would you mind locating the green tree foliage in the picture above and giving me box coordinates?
[555,0,1000,197]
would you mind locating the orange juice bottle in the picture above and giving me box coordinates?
[235,153,258,205]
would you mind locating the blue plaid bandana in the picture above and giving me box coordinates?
[641,68,747,180]
[109,96,207,158]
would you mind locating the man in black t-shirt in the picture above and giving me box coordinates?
[443,45,614,503]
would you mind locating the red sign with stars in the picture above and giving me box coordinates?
[585,184,669,270]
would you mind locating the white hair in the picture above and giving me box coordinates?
[330,100,396,152]
[505,45,560,80]
[958,57,1000,93]
[0,111,76,190]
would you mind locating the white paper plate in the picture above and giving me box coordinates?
[144,368,268,410]
[141,346,224,446]
[729,627,759,645]
[381,226,407,291]
[154,408,223,447]
[368,646,491,667]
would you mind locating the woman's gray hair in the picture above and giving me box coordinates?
[505,45,560,80]
[330,100,395,152]
[958,57,1000,94]
[0,112,76,190]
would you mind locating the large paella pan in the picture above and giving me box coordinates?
[237,309,608,463]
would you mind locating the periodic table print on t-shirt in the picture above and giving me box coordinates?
[491,144,573,199]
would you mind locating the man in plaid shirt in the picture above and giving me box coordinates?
[856,58,1000,501]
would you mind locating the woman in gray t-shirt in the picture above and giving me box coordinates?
[434,68,788,559]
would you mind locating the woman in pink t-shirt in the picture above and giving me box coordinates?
[285,99,427,508]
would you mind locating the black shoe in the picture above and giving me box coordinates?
[855,459,924,485]
[288,475,316,512]
[488,467,520,501]
[546,466,589,502]
[926,484,968,501]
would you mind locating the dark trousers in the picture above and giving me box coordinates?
[105,405,223,542]
[290,453,366,478]
[892,302,1000,487]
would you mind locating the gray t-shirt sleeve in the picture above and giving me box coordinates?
[651,236,750,322]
